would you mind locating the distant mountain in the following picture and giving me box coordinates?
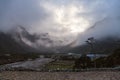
[68,18,120,54]
[1,25,120,54]
[0,31,27,53]
[0,26,62,54]
[68,37,120,54]
[10,26,37,50]
[9,26,57,53]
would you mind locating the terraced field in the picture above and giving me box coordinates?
[45,60,75,70]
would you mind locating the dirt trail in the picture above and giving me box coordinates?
[0,71,120,80]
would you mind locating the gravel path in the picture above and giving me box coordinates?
[0,71,120,80]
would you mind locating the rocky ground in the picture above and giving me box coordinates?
[0,71,120,80]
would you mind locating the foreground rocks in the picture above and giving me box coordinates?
[0,71,120,80]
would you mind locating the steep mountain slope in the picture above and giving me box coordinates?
[68,37,120,54]
[0,32,27,53]
[1,25,120,54]
[68,18,120,54]
[10,26,56,53]
[10,26,76,53]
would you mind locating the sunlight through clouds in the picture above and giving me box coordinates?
[42,1,90,35]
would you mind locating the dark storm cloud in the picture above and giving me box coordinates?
[0,0,48,31]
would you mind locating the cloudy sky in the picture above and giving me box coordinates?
[0,0,120,47]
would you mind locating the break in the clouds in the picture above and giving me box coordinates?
[0,0,120,47]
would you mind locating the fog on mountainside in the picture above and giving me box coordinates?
[0,0,120,53]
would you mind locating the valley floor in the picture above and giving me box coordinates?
[0,71,120,80]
